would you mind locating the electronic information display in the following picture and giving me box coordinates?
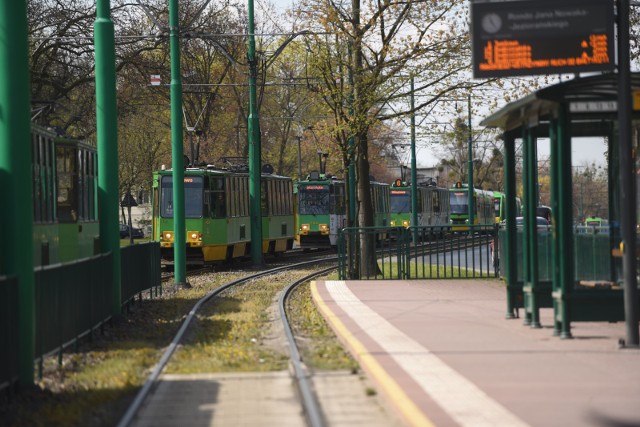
[471,0,615,78]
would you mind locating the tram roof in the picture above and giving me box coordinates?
[480,72,640,133]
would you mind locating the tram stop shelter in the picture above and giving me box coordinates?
[481,73,640,338]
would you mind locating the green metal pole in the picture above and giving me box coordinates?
[169,0,188,286]
[410,77,417,244]
[95,0,122,316]
[504,132,517,318]
[549,118,561,336]
[467,95,474,227]
[527,127,541,328]
[247,0,263,265]
[616,0,639,347]
[346,42,356,228]
[557,105,574,339]
[0,0,34,385]
[521,128,532,326]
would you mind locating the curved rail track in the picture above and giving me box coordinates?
[119,232,492,426]
[117,257,338,427]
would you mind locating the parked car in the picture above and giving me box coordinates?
[120,223,144,239]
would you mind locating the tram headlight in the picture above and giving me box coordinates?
[300,224,310,235]
[187,231,203,246]
[319,224,329,235]
[163,231,174,241]
[390,220,396,226]
[402,220,410,228]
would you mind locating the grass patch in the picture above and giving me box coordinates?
[286,282,359,371]
[378,261,479,279]
[165,271,299,373]
[0,271,245,427]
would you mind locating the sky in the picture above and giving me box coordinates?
[413,136,608,169]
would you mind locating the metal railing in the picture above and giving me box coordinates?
[0,274,19,393]
[121,242,162,304]
[338,225,498,280]
[1,242,163,391]
[497,228,620,284]
[35,254,113,371]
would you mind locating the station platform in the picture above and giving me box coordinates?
[311,279,640,427]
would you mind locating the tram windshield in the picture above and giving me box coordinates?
[450,191,469,214]
[390,191,411,213]
[298,185,329,215]
[160,175,204,218]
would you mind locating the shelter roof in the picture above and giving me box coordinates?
[480,72,640,132]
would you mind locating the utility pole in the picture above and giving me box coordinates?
[410,77,418,243]
[169,0,188,287]
[247,0,263,265]
[95,0,122,316]
[467,94,474,227]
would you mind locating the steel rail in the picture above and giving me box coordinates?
[116,257,337,427]
[279,265,338,427]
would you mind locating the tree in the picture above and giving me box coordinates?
[297,0,489,275]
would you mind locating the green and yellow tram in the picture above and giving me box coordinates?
[389,179,450,228]
[294,172,390,249]
[152,165,294,265]
[31,125,99,266]
[449,182,494,230]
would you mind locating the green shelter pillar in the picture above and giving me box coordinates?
[503,131,518,318]
[523,127,541,328]
[95,0,122,314]
[169,0,188,285]
[549,117,561,337]
[556,105,574,339]
[0,0,34,385]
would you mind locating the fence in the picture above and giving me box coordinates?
[0,275,19,393]
[121,242,162,304]
[1,242,162,390]
[338,225,497,280]
[498,229,619,283]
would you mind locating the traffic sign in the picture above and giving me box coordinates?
[150,74,161,86]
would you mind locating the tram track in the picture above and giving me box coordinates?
[117,257,339,427]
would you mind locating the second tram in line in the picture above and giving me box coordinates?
[294,171,390,249]
[449,182,494,230]
[389,179,451,228]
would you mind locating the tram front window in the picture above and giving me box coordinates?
[390,192,411,213]
[450,192,468,214]
[160,176,204,218]
[298,186,329,215]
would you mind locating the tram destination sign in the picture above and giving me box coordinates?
[471,0,615,78]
